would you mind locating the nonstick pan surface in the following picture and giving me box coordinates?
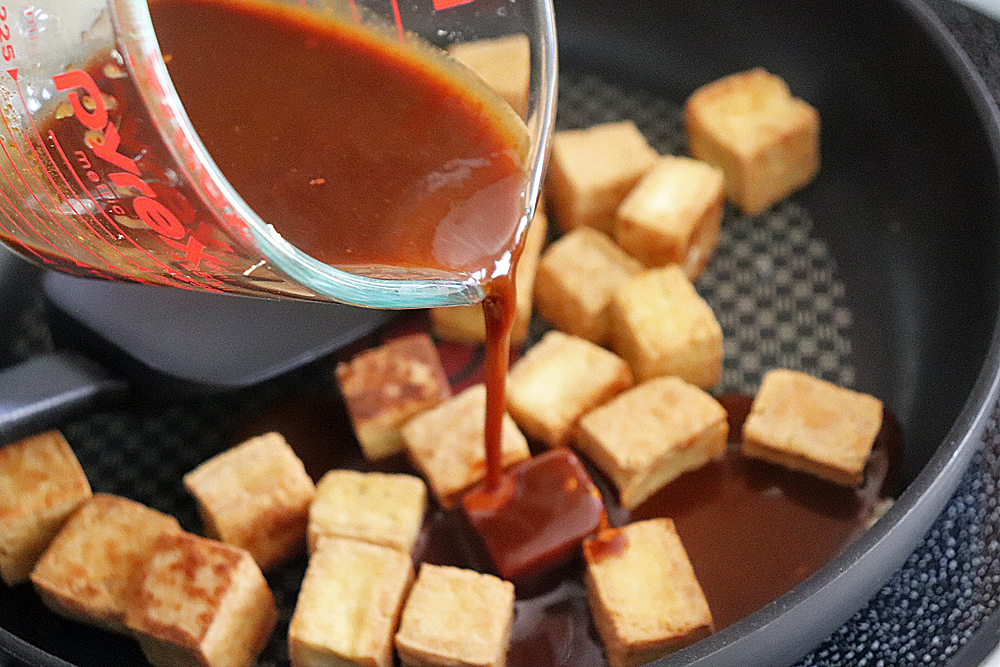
[3,0,1000,666]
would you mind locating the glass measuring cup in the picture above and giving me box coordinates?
[0,0,556,308]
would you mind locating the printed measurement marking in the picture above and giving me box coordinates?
[0,156,48,262]
[432,0,475,10]
[3,68,124,270]
[10,71,145,270]
[22,64,214,288]
[0,139,74,261]
[24,6,40,42]
[0,6,15,61]
[2,67,136,272]
[389,0,404,43]
[46,129,168,283]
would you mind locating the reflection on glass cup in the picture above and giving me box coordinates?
[0,0,556,308]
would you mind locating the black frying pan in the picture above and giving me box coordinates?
[2,0,1000,666]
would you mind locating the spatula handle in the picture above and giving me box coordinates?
[0,351,128,445]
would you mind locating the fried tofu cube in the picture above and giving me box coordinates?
[507,330,633,448]
[126,531,277,667]
[609,264,723,388]
[289,536,414,667]
[573,376,728,510]
[183,432,315,570]
[448,34,530,119]
[0,431,91,585]
[30,494,182,634]
[462,447,605,584]
[685,67,820,216]
[742,369,883,486]
[430,207,548,347]
[533,226,644,344]
[614,155,724,279]
[401,384,530,507]
[584,518,713,667]
[308,470,427,554]
[336,333,452,461]
[546,121,659,233]
[394,564,515,667]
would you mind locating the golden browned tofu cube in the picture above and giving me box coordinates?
[574,376,728,510]
[336,333,453,461]
[308,469,427,554]
[614,155,724,279]
[742,369,883,486]
[609,264,723,388]
[0,431,91,585]
[546,121,658,233]
[30,494,182,634]
[126,531,277,667]
[394,564,515,667]
[533,226,644,344]
[289,536,414,667]
[685,67,820,216]
[584,518,713,667]
[183,432,315,570]
[430,207,548,347]
[401,384,530,507]
[448,34,530,119]
[507,330,634,448]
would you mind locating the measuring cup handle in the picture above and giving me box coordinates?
[0,351,129,445]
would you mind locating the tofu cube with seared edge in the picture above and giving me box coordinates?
[546,121,658,233]
[0,430,91,586]
[685,67,820,216]
[336,333,452,462]
[183,431,315,570]
[584,518,714,667]
[394,563,515,667]
[126,531,277,667]
[741,368,883,486]
[573,376,728,510]
[30,494,182,634]
[308,469,427,555]
[289,535,414,667]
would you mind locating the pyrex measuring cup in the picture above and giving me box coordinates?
[0,0,556,308]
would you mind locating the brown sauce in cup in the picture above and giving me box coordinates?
[148,0,526,494]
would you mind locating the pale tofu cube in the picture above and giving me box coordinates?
[30,494,182,634]
[401,384,530,507]
[742,369,883,486]
[584,518,713,667]
[336,333,452,461]
[430,207,548,347]
[609,264,723,388]
[533,226,644,344]
[507,331,634,448]
[289,536,414,667]
[394,564,514,667]
[126,531,277,667]
[546,121,658,233]
[308,470,427,554]
[685,68,820,216]
[614,155,724,279]
[448,34,530,119]
[573,376,728,510]
[183,432,315,570]
[0,431,92,585]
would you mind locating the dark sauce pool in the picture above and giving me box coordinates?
[228,317,900,666]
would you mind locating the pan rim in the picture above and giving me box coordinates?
[647,0,1000,665]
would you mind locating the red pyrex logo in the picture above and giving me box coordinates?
[51,68,218,270]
